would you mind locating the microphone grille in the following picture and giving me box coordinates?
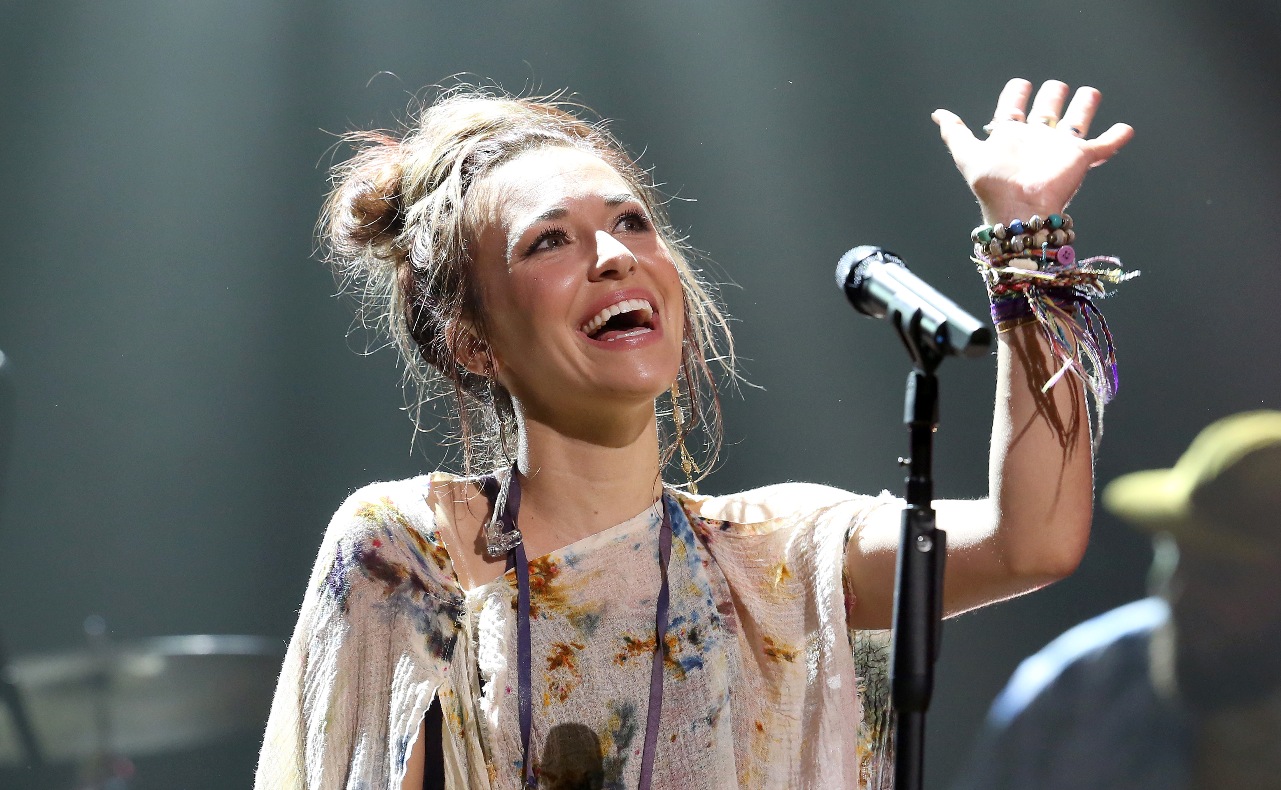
[836,246,905,291]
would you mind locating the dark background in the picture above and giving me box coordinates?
[2,1,1279,787]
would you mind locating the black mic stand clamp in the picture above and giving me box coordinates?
[889,313,947,790]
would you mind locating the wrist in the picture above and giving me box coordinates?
[967,213,1134,415]
[978,195,1066,226]
[981,204,1063,225]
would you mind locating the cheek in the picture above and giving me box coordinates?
[660,274,691,348]
[481,271,583,372]
[481,261,560,324]
[653,253,688,322]
[500,274,551,322]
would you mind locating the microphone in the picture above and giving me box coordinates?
[836,246,991,358]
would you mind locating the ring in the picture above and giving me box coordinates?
[1068,126,1083,136]
[1032,115,1059,128]
[982,114,1025,134]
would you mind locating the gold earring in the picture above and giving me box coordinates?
[670,377,700,494]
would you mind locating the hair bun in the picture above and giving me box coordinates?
[329,136,406,256]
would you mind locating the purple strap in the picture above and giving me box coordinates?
[638,499,673,789]
[487,468,671,789]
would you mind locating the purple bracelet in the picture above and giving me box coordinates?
[990,288,1078,330]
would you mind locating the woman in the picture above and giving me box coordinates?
[256,78,1133,789]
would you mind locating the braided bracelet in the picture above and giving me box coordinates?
[972,219,1137,432]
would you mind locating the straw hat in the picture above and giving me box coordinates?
[1101,411,1281,560]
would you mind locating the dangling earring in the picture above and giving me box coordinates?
[482,465,522,557]
[670,377,700,494]
[482,364,522,557]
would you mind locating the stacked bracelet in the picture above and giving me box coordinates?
[971,214,1137,431]
[972,213,1076,259]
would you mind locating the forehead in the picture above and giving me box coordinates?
[474,146,635,228]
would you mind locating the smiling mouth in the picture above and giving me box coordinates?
[580,298,657,341]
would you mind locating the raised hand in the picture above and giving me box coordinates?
[932,78,1134,225]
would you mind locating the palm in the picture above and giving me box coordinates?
[934,79,1134,225]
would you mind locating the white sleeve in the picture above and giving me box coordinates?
[255,481,463,790]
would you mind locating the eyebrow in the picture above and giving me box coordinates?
[504,193,642,262]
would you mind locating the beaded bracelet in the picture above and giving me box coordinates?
[973,213,1076,259]
[984,243,1076,269]
[972,220,1137,433]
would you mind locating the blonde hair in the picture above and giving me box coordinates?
[320,87,735,478]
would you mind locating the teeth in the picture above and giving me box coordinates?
[580,298,654,337]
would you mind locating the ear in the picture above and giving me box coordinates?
[451,324,496,378]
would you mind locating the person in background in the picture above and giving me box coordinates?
[953,410,1281,790]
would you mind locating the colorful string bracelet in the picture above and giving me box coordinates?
[971,219,1137,433]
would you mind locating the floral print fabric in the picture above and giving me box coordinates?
[256,475,895,789]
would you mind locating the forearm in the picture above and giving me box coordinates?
[923,291,1094,620]
[987,321,1094,584]
[851,317,1095,626]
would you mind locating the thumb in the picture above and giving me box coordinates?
[1085,122,1135,167]
[932,109,980,162]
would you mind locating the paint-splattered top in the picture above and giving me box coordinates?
[256,475,896,789]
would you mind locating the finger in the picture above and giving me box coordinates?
[932,109,981,160]
[990,78,1033,124]
[1083,122,1135,166]
[1060,86,1101,138]
[1027,80,1070,127]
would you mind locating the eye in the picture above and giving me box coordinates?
[613,210,651,234]
[525,226,570,256]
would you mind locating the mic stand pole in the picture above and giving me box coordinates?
[889,317,946,790]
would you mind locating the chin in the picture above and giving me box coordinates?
[594,374,680,405]
[583,346,682,397]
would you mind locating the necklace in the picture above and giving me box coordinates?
[482,466,673,789]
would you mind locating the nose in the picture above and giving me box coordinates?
[590,230,637,280]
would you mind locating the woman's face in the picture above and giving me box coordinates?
[467,146,685,429]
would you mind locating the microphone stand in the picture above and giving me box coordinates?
[888,316,946,790]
